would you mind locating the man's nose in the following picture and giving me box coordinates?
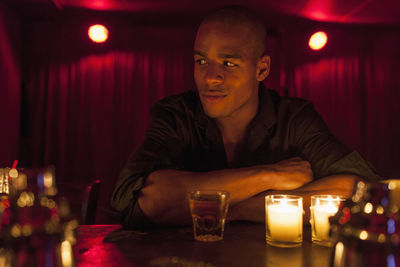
[205,64,223,86]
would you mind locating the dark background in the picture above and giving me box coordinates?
[1,0,399,223]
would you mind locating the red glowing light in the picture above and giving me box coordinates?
[88,24,108,43]
[309,31,328,50]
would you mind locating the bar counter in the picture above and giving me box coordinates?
[75,222,333,267]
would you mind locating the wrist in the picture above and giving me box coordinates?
[259,164,279,190]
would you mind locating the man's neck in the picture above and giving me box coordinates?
[217,117,250,163]
[216,94,259,163]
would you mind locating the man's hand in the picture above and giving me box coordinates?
[266,157,313,190]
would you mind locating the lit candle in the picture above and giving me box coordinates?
[266,195,303,247]
[268,204,303,241]
[313,204,338,239]
[310,195,343,246]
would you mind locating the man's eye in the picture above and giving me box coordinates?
[224,61,237,67]
[196,59,207,65]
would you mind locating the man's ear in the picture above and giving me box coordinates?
[256,55,271,82]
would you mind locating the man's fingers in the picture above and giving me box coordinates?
[267,158,313,190]
[279,157,311,167]
[289,157,303,161]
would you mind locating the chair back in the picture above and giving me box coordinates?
[81,180,101,224]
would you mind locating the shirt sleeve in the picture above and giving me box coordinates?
[289,103,381,182]
[110,101,187,229]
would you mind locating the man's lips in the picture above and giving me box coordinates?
[202,94,227,102]
[201,90,227,102]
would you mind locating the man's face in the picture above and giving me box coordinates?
[193,21,263,121]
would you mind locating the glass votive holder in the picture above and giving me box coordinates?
[310,195,344,247]
[265,194,303,247]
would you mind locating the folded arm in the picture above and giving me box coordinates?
[228,174,360,224]
[138,157,312,226]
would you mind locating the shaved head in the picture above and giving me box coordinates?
[198,6,267,58]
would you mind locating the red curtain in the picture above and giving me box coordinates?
[22,21,196,220]
[286,27,400,177]
[289,56,363,156]
[0,3,20,167]
[25,50,194,178]
[363,31,400,177]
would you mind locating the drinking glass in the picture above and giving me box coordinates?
[188,190,229,242]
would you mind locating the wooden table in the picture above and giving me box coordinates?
[75,222,334,267]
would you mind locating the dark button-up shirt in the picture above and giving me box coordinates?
[111,85,380,228]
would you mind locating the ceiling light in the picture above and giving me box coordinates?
[309,31,328,50]
[88,24,108,43]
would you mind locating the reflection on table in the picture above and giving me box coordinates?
[75,222,333,267]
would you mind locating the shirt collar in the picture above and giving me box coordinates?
[194,95,209,129]
[252,83,277,132]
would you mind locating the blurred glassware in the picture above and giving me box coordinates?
[381,179,400,211]
[330,180,400,267]
[0,166,78,267]
[0,168,11,196]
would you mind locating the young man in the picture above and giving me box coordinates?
[111,6,379,229]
